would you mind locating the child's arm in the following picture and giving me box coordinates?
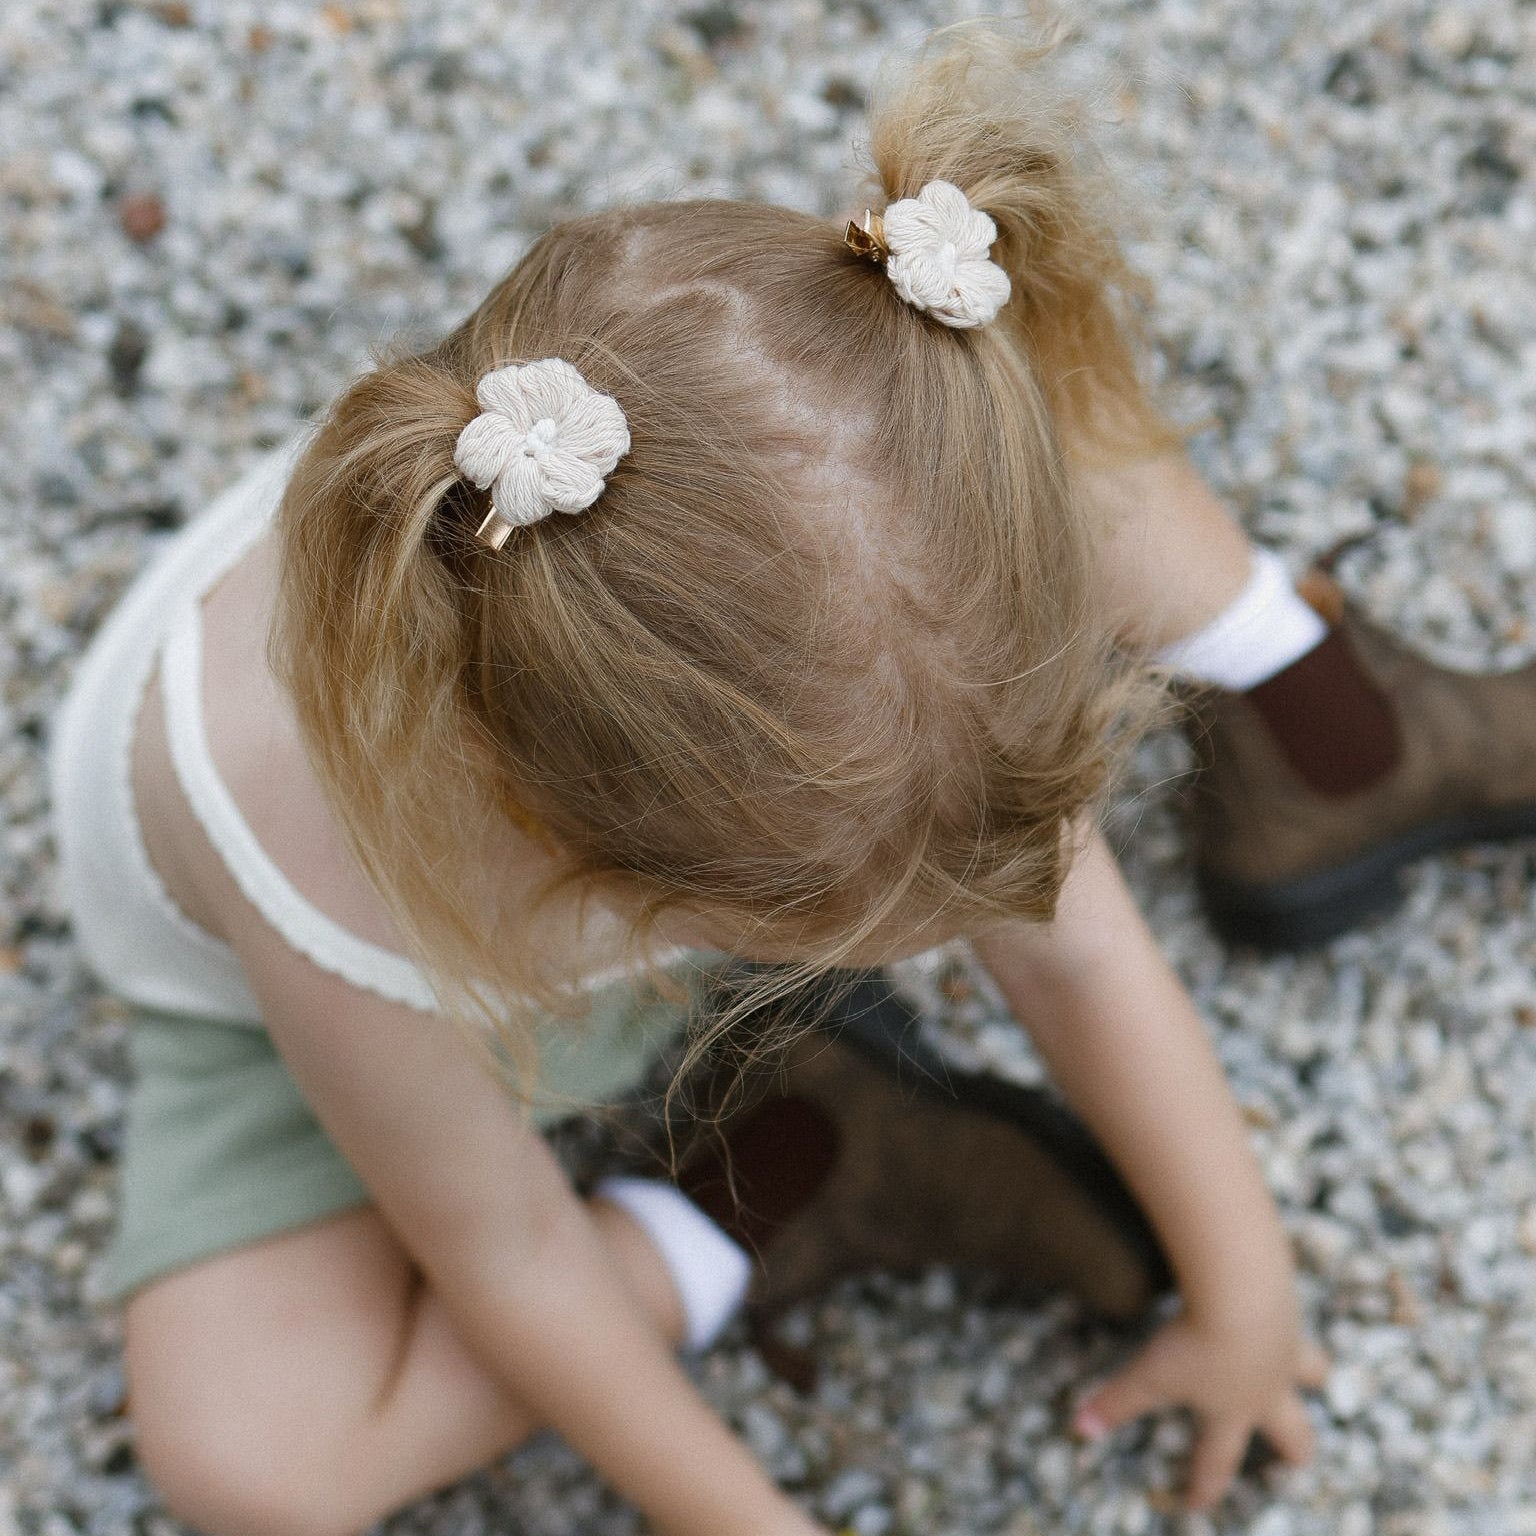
[1072,441,1257,653]
[970,826,1326,1511]
[233,911,823,1536]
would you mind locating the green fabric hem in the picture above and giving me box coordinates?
[102,1161,373,1301]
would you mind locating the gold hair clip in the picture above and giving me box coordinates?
[842,208,888,264]
[474,507,516,551]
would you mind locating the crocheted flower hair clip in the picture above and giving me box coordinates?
[843,179,1011,329]
[453,357,631,550]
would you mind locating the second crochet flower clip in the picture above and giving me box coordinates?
[846,179,1012,330]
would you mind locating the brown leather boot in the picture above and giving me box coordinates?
[614,968,1169,1384]
[1187,569,1536,950]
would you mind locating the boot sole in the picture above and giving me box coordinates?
[798,969,1173,1301]
[1199,801,1536,952]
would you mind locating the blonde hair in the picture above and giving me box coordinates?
[271,18,1172,1089]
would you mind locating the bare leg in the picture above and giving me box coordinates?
[1076,447,1256,652]
[125,1197,683,1536]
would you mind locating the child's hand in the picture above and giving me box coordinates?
[1072,1308,1329,1511]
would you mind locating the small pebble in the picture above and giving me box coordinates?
[116,192,167,244]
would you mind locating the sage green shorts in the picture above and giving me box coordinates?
[103,985,700,1302]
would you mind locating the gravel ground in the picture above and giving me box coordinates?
[4,1,1536,1532]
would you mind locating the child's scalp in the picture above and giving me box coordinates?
[270,17,1169,1062]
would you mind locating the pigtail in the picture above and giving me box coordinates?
[863,18,1175,457]
[270,354,561,1077]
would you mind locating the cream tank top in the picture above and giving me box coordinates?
[50,437,697,1039]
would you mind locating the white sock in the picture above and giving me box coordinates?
[1151,545,1328,691]
[593,1176,753,1352]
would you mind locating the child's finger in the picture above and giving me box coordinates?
[1185,1420,1250,1512]
[1260,1392,1316,1466]
[1073,1363,1166,1440]
[1297,1338,1330,1390]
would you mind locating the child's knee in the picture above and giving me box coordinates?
[132,1392,365,1536]
[120,1212,415,1535]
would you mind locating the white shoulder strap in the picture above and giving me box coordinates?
[160,600,441,1015]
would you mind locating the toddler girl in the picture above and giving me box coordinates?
[49,21,1344,1535]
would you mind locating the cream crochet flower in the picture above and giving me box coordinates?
[453,358,630,545]
[883,180,1012,329]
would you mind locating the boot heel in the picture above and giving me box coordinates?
[1198,858,1406,951]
